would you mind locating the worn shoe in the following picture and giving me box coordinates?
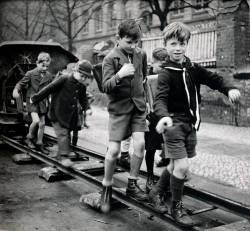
[61,158,74,167]
[126,178,147,201]
[171,200,194,227]
[25,138,36,149]
[148,192,168,213]
[100,185,112,213]
[156,158,170,168]
[36,144,49,154]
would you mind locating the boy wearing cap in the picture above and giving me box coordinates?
[13,52,52,153]
[98,19,148,213]
[31,60,93,167]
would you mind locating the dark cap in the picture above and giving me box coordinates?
[76,60,93,77]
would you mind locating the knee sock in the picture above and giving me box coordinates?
[145,149,155,176]
[170,174,185,202]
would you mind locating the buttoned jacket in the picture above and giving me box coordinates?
[102,46,147,115]
[15,67,52,113]
[32,74,88,130]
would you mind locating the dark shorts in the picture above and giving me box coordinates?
[109,108,147,141]
[163,116,197,159]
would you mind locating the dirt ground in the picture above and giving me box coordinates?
[0,144,179,231]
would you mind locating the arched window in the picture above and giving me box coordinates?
[95,7,103,32]
[141,11,152,27]
[108,2,116,29]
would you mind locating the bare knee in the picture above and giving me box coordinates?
[173,159,189,178]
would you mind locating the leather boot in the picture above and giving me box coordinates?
[148,190,168,213]
[171,200,194,227]
[36,144,49,154]
[100,185,112,213]
[126,178,147,201]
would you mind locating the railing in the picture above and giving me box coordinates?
[141,29,217,67]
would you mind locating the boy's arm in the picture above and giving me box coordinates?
[196,64,237,96]
[32,76,66,104]
[13,72,31,98]
[78,86,88,112]
[102,56,120,93]
[153,71,171,119]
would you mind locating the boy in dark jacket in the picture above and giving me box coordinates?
[13,52,52,153]
[99,19,148,213]
[150,22,240,227]
[31,60,93,167]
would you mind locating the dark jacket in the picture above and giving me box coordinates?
[32,74,88,130]
[154,57,236,126]
[102,46,147,115]
[15,67,52,113]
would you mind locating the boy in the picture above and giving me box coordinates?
[13,52,52,153]
[99,19,148,213]
[31,60,93,167]
[144,48,170,195]
[150,22,240,227]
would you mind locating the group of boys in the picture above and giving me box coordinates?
[13,54,94,167]
[13,19,241,228]
[96,19,240,228]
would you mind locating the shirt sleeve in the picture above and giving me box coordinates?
[32,76,66,103]
[14,71,31,91]
[153,70,171,119]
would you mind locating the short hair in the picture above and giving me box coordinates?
[117,19,141,40]
[37,52,51,63]
[163,22,191,46]
[152,48,168,61]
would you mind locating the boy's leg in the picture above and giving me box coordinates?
[52,122,73,167]
[170,158,193,227]
[100,141,120,213]
[36,115,49,154]
[72,130,78,146]
[145,149,156,193]
[126,131,147,200]
[26,112,39,148]
[118,137,131,169]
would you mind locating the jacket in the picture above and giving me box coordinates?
[102,46,147,115]
[15,67,52,113]
[32,74,88,130]
[154,57,237,129]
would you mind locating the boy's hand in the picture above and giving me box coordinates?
[117,63,135,78]
[30,98,33,104]
[156,116,173,134]
[12,88,20,99]
[228,89,241,103]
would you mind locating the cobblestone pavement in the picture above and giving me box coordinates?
[45,105,250,192]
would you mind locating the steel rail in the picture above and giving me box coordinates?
[1,134,202,231]
[44,134,250,220]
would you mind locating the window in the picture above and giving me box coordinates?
[82,12,89,33]
[108,2,116,29]
[172,0,185,15]
[195,0,209,11]
[95,7,102,32]
[142,11,152,27]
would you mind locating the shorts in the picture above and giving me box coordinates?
[163,115,197,159]
[108,108,147,141]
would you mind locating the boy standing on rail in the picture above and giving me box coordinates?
[98,19,148,212]
[13,52,52,153]
[31,60,93,167]
[150,22,240,227]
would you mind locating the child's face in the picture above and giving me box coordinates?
[37,59,51,72]
[152,60,163,74]
[74,71,92,86]
[165,38,188,63]
[118,36,139,54]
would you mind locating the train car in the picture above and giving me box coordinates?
[0,41,78,135]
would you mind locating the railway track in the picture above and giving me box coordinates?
[1,133,250,231]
